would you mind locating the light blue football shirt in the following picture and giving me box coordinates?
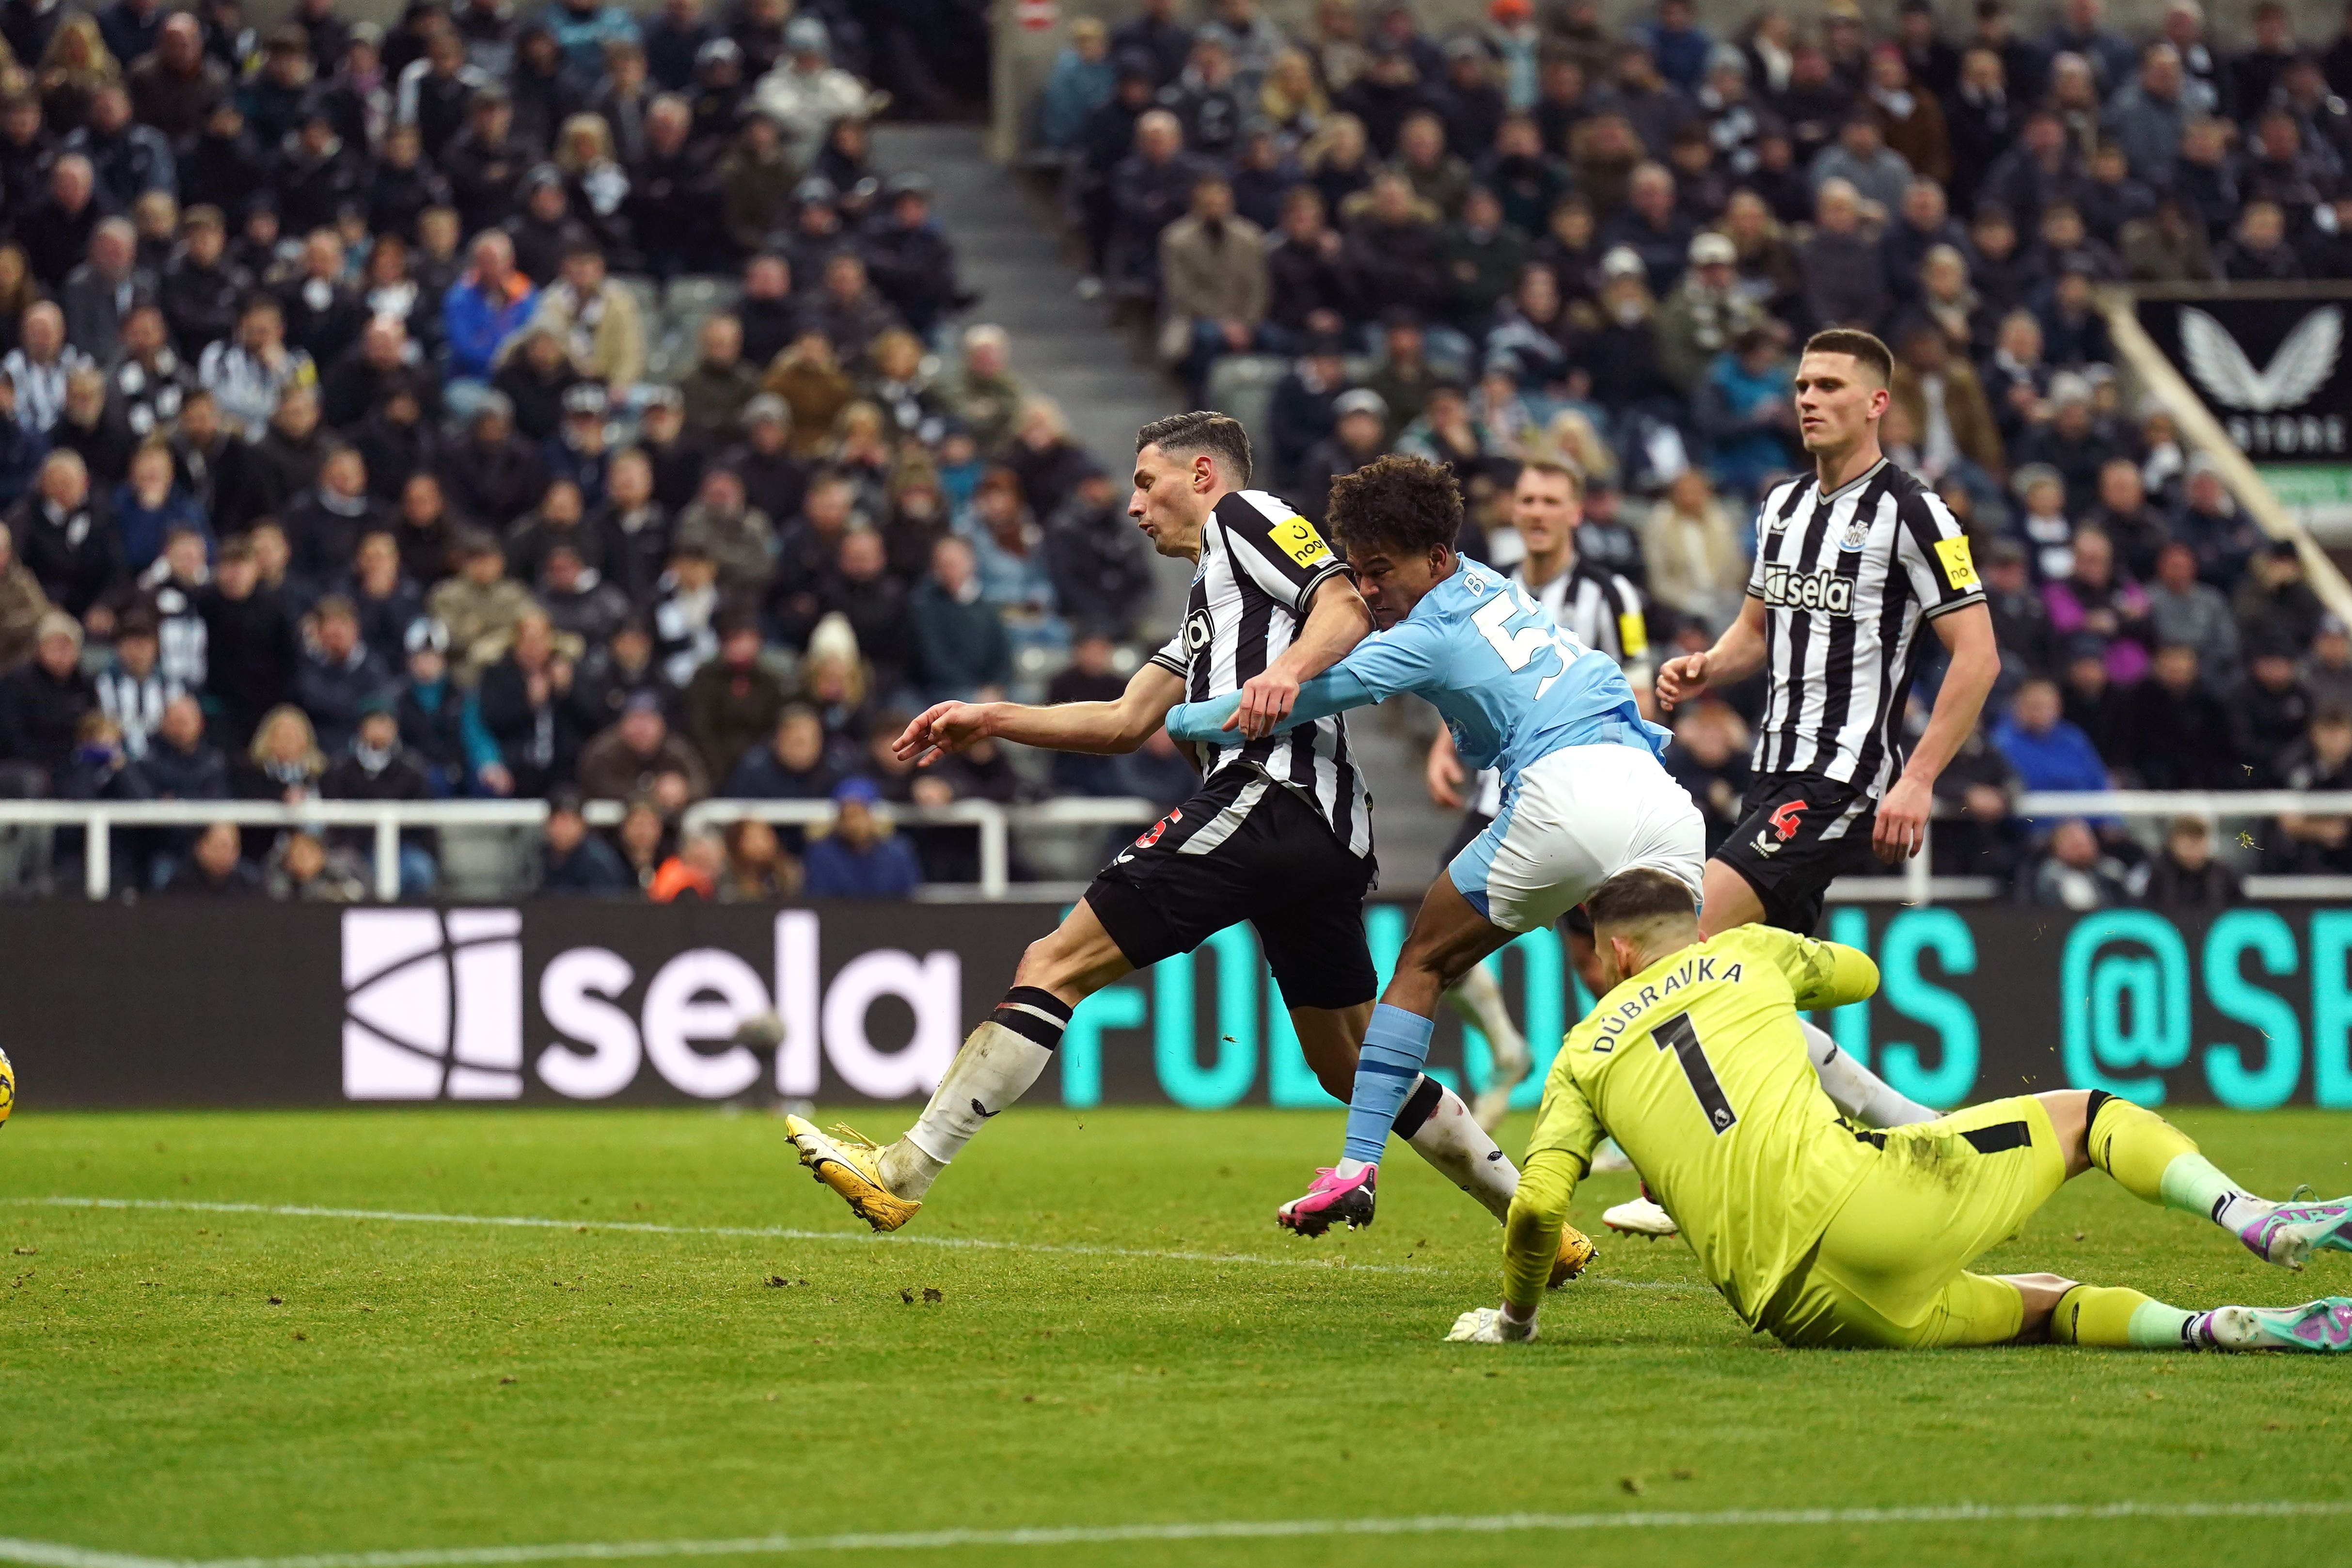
[1325,557,1670,791]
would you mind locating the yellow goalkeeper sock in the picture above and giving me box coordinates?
[2085,1092,2265,1228]
[2050,1285,2198,1350]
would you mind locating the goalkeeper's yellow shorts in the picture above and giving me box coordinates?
[1761,1095,2069,1350]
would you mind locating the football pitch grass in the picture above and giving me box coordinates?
[2,1107,2349,1568]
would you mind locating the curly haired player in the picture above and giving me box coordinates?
[782,415,1594,1282]
[1449,868,2352,1354]
[1167,453,1710,1235]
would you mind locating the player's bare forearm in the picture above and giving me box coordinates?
[913,665,1184,759]
[1501,1149,1582,1317]
[1236,575,1373,736]
[1701,599,1769,685]
[1903,603,1999,788]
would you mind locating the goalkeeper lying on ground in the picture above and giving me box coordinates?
[1450,866,2352,1353]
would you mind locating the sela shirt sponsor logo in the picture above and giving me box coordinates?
[1758,564,1856,616]
[341,910,961,1103]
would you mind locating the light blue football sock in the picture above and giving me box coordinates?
[1341,1004,1437,1165]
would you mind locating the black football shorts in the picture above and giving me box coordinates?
[1085,766,1378,1012]
[1713,771,1880,935]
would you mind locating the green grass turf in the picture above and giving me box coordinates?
[1,1106,2349,1568]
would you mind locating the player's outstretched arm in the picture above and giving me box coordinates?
[1233,574,1374,737]
[1655,594,1767,712]
[1872,602,1998,862]
[893,664,1188,762]
[1165,666,1379,744]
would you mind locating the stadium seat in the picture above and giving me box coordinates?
[1204,354,1293,458]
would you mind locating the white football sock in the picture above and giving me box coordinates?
[892,1020,1054,1197]
[1446,964,1530,1075]
[1404,1083,1519,1221]
[1800,1018,1936,1128]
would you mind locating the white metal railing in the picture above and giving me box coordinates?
[0,796,1169,902]
[0,791,2346,905]
[1828,790,2352,906]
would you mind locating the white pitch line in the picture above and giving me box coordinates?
[5,1499,2347,1568]
[2,1195,1693,1290]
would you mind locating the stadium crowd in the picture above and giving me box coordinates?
[1036,0,2352,907]
[0,0,1191,901]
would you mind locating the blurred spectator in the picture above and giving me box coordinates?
[1044,470,1153,641]
[821,529,913,697]
[2140,813,2240,906]
[2308,617,2352,714]
[2144,539,2238,688]
[1662,698,1750,854]
[0,610,93,782]
[9,448,118,621]
[264,827,367,903]
[681,612,785,780]
[1931,726,2026,884]
[468,609,590,798]
[2275,707,2352,872]
[675,465,775,597]
[2025,817,2131,908]
[1982,538,2053,684]
[724,702,836,811]
[716,816,797,899]
[1041,18,1114,151]
[295,594,392,756]
[237,703,327,804]
[346,532,427,672]
[648,826,723,901]
[1991,675,2108,794]
[194,535,297,747]
[578,688,710,802]
[0,523,51,675]
[1638,469,1743,633]
[2117,643,2238,790]
[801,775,919,897]
[142,690,225,803]
[319,702,438,894]
[395,621,468,796]
[538,785,634,891]
[2236,634,2312,788]
[2234,541,2323,651]
[164,818,258,895]
[908,533,1008,703]
[1300,387,1390,523]
[2042,528,2149,686]
[428,529,535,682]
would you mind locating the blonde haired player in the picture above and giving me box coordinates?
[1450,868,2352,1352]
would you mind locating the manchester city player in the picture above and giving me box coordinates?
[1166,453,1708,1234]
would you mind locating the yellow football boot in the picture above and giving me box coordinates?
[784,1116,921,1232]
[1549,1224,1598,1287]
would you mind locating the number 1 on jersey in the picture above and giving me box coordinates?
[1654,1012,1737,1135]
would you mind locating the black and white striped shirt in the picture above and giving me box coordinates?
[1744,458,1984,795]
[1149,488,1372,859]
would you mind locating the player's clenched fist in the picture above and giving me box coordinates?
[1231,668,1299,738]
[1654,650,1711,712]
[892,701,991,763]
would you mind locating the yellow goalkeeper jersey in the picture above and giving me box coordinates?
[1525,925,1884,1325]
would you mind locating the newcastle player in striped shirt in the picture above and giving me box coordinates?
[784,413,1592,1277]
[1606,330,2002,1239]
